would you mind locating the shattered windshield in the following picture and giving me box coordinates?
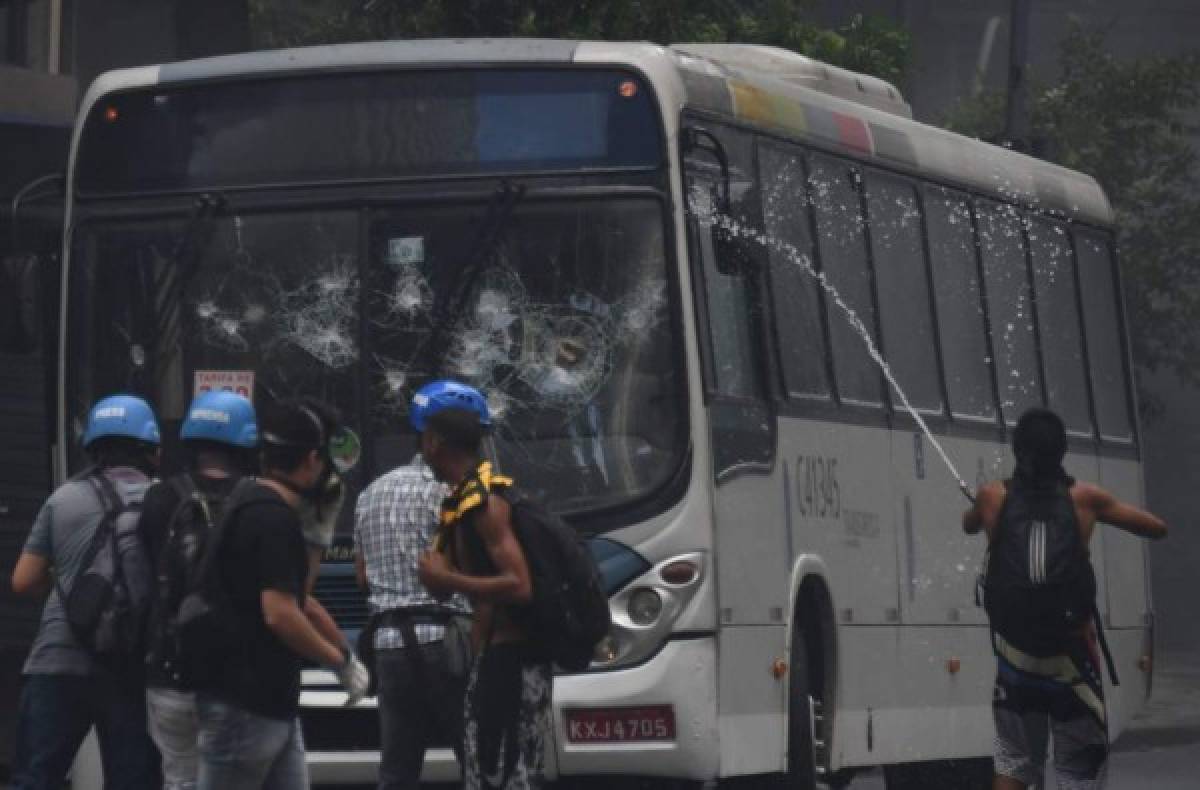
[65,196,685,524]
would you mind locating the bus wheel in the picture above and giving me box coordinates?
[785,619,821,790]
[883,757,993,789]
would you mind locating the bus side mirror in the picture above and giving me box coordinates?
[3,173,66,356]
[682,128,754,276]
[9,173,65,256]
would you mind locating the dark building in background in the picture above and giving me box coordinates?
[0,0,249,771]
[0,1,73,767]
[817,0,1200,123]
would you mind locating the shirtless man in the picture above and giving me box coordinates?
[964,407,1166,790]
[415,380,550,790]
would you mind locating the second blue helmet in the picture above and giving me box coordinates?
[181,391,259,448]
[409,379,491,432]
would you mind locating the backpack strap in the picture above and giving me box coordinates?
[190,477,264,595]
[167,474,198,512]
[89,471,126,515]
[53,473,125,601]
[1092,602,1121,686]
[158,474,202,587]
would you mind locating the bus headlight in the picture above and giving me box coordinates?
[589,552,706,670]
[628,588,664,625]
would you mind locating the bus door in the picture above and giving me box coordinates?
[684,122,789,775]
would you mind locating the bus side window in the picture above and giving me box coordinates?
[1074,231,1134,443]
[758,143,830,401]
[925,189,996,422]
[692,216,764,400]
[685,124,765,401]
[864,172,941,415]
[1029,218,1092,437]
[977,200,1042,425]
[809,155,883,408]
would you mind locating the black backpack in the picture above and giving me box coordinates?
[983,480,1096,657]
[168,476,263,688]
[494,486,611,672]
[56,472,152,674]
[145,474,243,687]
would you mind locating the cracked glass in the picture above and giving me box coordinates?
[66,197,685,524]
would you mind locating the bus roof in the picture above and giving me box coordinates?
[658,43,1111,226]
[79,38,1112,226]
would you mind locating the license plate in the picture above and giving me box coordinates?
[564,705,676,743]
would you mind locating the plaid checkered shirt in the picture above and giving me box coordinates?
[354,454,469,649]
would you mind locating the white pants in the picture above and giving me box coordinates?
[147,686,199,790]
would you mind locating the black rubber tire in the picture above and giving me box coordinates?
[701,614,824,790]
[784,617,820,790]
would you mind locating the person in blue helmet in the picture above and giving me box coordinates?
[10,394,163,790]
[136,390,261,790]
[353,384,470,789]
[414,380,551,790]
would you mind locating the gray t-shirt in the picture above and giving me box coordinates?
[22,466,152,676]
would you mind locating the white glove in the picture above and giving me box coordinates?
[336,650,370,706]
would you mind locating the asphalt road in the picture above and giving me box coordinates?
[838,651,1200,790]
[3,654,1194,788]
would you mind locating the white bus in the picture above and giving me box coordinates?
[59,39,1151,788]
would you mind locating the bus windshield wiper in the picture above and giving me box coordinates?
[426,180,526,370]
[152,192,226,344]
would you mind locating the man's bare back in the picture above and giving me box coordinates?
[964,479,1167,546]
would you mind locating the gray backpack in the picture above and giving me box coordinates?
[56,473,152,673]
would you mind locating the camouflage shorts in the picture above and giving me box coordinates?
[462,644,552,790]
[992,649,1109,789]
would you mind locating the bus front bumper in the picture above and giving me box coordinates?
[299,635,718,784]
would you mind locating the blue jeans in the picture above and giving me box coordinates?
[195,695,309,790]
[12,673,160,790]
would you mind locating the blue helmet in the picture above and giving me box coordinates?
[82,394,161,448]
[181,391,259,448]
[409,379,491,432]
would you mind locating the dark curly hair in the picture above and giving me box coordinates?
[1012,408,1073,489]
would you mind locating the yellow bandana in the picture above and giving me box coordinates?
[439,460,513,527]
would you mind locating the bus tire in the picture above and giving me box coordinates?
[784,595,821,790]
[882,757,993,789]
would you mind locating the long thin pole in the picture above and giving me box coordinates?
[1004,0,1032,148]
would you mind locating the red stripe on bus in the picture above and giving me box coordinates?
[833,112,872,154]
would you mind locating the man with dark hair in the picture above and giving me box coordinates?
[353,385,469,790]
[414,380,551,790]
[194,399,368,790]
[10,394,162,790]
[964,407,1167,790]
[138,390,260,790]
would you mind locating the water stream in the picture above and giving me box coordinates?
[696,199,976,502]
